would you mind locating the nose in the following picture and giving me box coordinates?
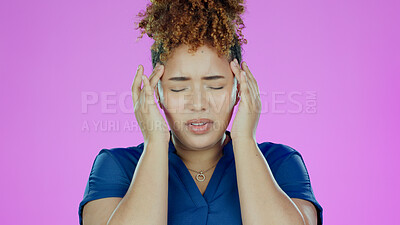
[187,88,208,112]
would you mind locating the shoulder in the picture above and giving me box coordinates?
[81,143,145,199]
[79,144,145,225]
[92,143,145,179]
[99,143,145,161]
[257,141,323,225]
[256,141,312,183]
[257,141,301,167]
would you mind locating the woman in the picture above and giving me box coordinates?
[79,0,323,224]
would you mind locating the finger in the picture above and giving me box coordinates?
[242,68,258,101]
[132,65,143,104]
[141,75,155,105]
[245,72,261,111]
[240,61,260,106]
[241,62,262,112]
[238,70,251,106]
[231,59,252,105]
[244,74,259,110]
[230,59,242,81]
[241,61,259,94]
[149,63,165,89]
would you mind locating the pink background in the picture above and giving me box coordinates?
[1,0,399,224]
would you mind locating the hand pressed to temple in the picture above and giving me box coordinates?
[230,58,261,142]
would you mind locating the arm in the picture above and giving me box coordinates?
[232,138,306,225]
[82,140,169,225]
[229,59,320,224]
[292,198,318,225]
[83,63,170,225]
[82,197,122,225]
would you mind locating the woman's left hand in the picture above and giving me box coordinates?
[230,59,261,141]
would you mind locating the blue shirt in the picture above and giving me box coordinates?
[79,130,323,224]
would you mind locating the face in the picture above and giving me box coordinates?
[156,44,239,150]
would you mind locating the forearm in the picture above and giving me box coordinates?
[107,140,169,225]
[232,138,305,225]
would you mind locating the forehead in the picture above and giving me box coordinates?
[163,44,231,80]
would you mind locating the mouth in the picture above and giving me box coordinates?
[185,118,214,134]
[185,118,214,126]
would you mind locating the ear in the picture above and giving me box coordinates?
[234,91,240,106]
[234,78,241,106]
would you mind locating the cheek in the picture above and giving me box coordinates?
[163,94,186,110]
[208,92,232,113]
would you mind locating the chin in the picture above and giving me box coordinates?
[182,126,225,148]
[182,134,216,150]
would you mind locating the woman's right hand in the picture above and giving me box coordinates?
[131,63,170,143]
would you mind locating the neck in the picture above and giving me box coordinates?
[172,132,230,170]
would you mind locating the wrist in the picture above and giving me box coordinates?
[232,136,257,147]
[144,137,170,152]
[146,135,170,144]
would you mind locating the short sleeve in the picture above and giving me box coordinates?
[78,149,131,225]
[274,150,323,225]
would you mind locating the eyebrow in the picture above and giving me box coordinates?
[168,75,226,81]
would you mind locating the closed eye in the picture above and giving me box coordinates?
[170,88,186,92]
[170,87,223,92]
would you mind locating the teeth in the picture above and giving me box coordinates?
[191,122,206,126]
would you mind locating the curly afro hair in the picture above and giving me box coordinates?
[134,0,248,69]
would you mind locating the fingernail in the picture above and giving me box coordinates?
[242,61,247,67]
[137,65,141,71]
[234,58,239,65]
